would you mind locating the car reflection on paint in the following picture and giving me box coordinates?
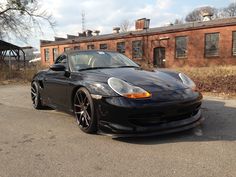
[31,50,203,137]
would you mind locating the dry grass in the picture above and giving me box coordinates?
[138,61,236,96]
[1,63,236,96]
[0,64,45,85]
[174,66,236,94]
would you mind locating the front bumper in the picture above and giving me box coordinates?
[94,91,203,137]
[99,110,203,138]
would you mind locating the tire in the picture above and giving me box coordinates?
[31,81,44,109]
[74,87,97,134]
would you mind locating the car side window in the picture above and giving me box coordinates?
[55,55,67,64]
[55,55,68,69]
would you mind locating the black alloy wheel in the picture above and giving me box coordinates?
[31,81,43,109]
[74,87,97,133]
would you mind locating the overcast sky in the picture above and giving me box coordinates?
[14,0,235,49]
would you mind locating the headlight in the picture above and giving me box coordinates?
[179,73,196,90]
[108,77,151,99]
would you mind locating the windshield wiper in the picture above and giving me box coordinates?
[78,67,113,71]
[114,66,140,68]
[78,66,139,71]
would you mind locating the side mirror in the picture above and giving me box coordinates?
[50,64,66,71]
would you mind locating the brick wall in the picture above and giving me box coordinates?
[40,25,236,67]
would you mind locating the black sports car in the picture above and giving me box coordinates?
[31,50,203,137]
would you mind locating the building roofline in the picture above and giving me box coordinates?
[21,46,34,49]
[40,17,236,47]
[0,40,22,51]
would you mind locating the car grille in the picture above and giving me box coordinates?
[128,102,201,127]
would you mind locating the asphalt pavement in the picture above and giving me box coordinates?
[0,84,236,177]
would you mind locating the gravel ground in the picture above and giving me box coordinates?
[0,84,236,177]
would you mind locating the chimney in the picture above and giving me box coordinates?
[78,32,86,37]
[202,12,213,21]
[94,30,100,36]
[86,30,93,37]
[135,18,150,30]
[113,27,120,34]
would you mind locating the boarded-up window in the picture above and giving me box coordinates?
[87,44,95,50]
[100,44,108,50]
[117,42,125,54]
[205,33,219,57]
[52,48,58,61]
[176,36,188,58]
[132,40,143,58]
[44,48,50,61]
[232,32,236,56]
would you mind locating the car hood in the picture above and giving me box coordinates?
[83,68,187,92]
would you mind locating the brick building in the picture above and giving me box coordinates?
[40,17,236,67]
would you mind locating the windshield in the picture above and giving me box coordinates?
[69,51,139,71]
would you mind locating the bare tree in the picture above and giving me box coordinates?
[185,6,218,22]
[120,19,131,32]
[185,8,201,22]
[173,18,184,25]
[220,3,236,17]
[0,0,55,41]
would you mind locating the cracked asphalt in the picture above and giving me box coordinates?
[0,84,236,177]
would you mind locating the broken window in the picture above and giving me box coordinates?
[117,42,125,54]
[176,36,188,58]
[205,33,219,57]
[132,40,143,58]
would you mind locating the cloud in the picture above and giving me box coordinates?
[6,0,233,48]
[15,0,181,48]
[38,0,177,36]
[156,0,173,9]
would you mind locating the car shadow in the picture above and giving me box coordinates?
[114,99,236,145]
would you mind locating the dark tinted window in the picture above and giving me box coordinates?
[100,44,108,50]
[55,55,68,69]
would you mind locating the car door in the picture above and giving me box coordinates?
[43,54,70,109]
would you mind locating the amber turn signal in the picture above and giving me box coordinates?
[123,92,151,99]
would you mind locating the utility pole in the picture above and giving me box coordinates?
[82,11,86,32]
